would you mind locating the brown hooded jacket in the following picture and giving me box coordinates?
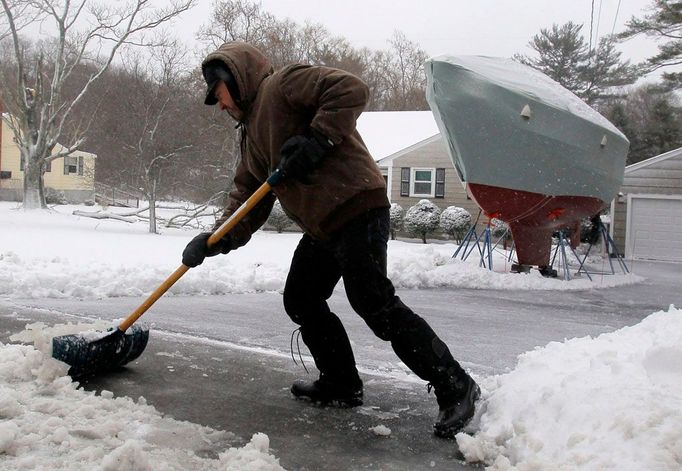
[203,42,389,247]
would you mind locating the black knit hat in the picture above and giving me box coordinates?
[203,60,240,106]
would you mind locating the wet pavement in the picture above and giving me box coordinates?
[1,260,680,470]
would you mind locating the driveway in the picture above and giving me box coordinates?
[1,260,679,470]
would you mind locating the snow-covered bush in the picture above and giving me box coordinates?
[580,214,602,244]
[440,206,472,241]
[266,200,293,233]
[404,199,441,244]
[45,188,67,205]
[389,203,404,240]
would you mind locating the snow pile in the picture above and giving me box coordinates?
[0,202,640,300]
[0,340,285,470]
[457,305,682,471]
[9,320,115,356]
[387,244,640,291]
[369,425,392,437]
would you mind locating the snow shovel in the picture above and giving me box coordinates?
[51,169,284,378]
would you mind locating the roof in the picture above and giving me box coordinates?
[356,111,439,162]
[625,146,682,174]
[375,134,443,166]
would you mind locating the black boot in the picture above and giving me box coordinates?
[538,265,558,278]
[291,376,363,407]
[432,375,481,439]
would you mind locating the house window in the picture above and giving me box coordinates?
[411,168,435,197]
[64,156,83,176]
[401,167,446,198]
[19,155,52,172]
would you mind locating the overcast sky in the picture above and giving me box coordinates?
[183,0,660,64]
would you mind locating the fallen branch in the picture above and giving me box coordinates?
[72,210,136,223]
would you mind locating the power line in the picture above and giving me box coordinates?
[589,0,595,53]
[611,0,623,35]
[595,0,604,46]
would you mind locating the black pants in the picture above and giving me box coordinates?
[283,207,467,390]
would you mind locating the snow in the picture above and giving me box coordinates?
[0,202,641,300]
[439,206,472,234]
[0,340,284,470]
[2,201,675,470]
[369,425,392,437]
[457,305,682,471]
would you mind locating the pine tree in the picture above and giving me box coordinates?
[602,86,682,164]
[641,97,682,158]
[515,22,640,105]
[619,0,682,90]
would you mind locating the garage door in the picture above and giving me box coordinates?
[627,196,682,262]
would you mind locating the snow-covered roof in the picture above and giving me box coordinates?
[356,111,439,162]
[625,146,682,174]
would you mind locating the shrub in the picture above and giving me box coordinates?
[580,215,602,244]
[404,199,441,243]
[440,206,472,241]
[45,188,67,205]
[490,217,511,240]
[389,203,403,240]
[266,199,293,233]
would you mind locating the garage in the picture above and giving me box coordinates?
[612,147,682,263]
[626,195,682,262]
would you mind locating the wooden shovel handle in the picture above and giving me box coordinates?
[118,170,282,332]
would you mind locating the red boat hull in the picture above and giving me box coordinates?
[467,183,606,267]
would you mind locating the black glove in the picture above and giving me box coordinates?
[277,131,333,182]
[182,232,232,267]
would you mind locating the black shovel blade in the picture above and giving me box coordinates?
[51,324,150,379]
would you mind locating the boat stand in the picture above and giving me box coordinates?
[452,210,511,271]
[576,220,629,276]
[549,230,590,281]
[452,210,482,261]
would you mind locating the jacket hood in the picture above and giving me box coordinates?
[202,42,273,117]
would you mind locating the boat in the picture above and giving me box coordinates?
[425,55,629,269]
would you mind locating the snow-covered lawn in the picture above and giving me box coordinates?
[1,202,680,470]
[0,202,640,300]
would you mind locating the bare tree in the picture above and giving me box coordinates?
[196,0,274,52]
[347,31,430,111]
[0,0,195,209]
[118,43,194,233]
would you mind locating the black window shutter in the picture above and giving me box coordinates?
[435,168,445,198]
[400,168,410,196]
[78,156,84,176]
[64,157,69,175]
